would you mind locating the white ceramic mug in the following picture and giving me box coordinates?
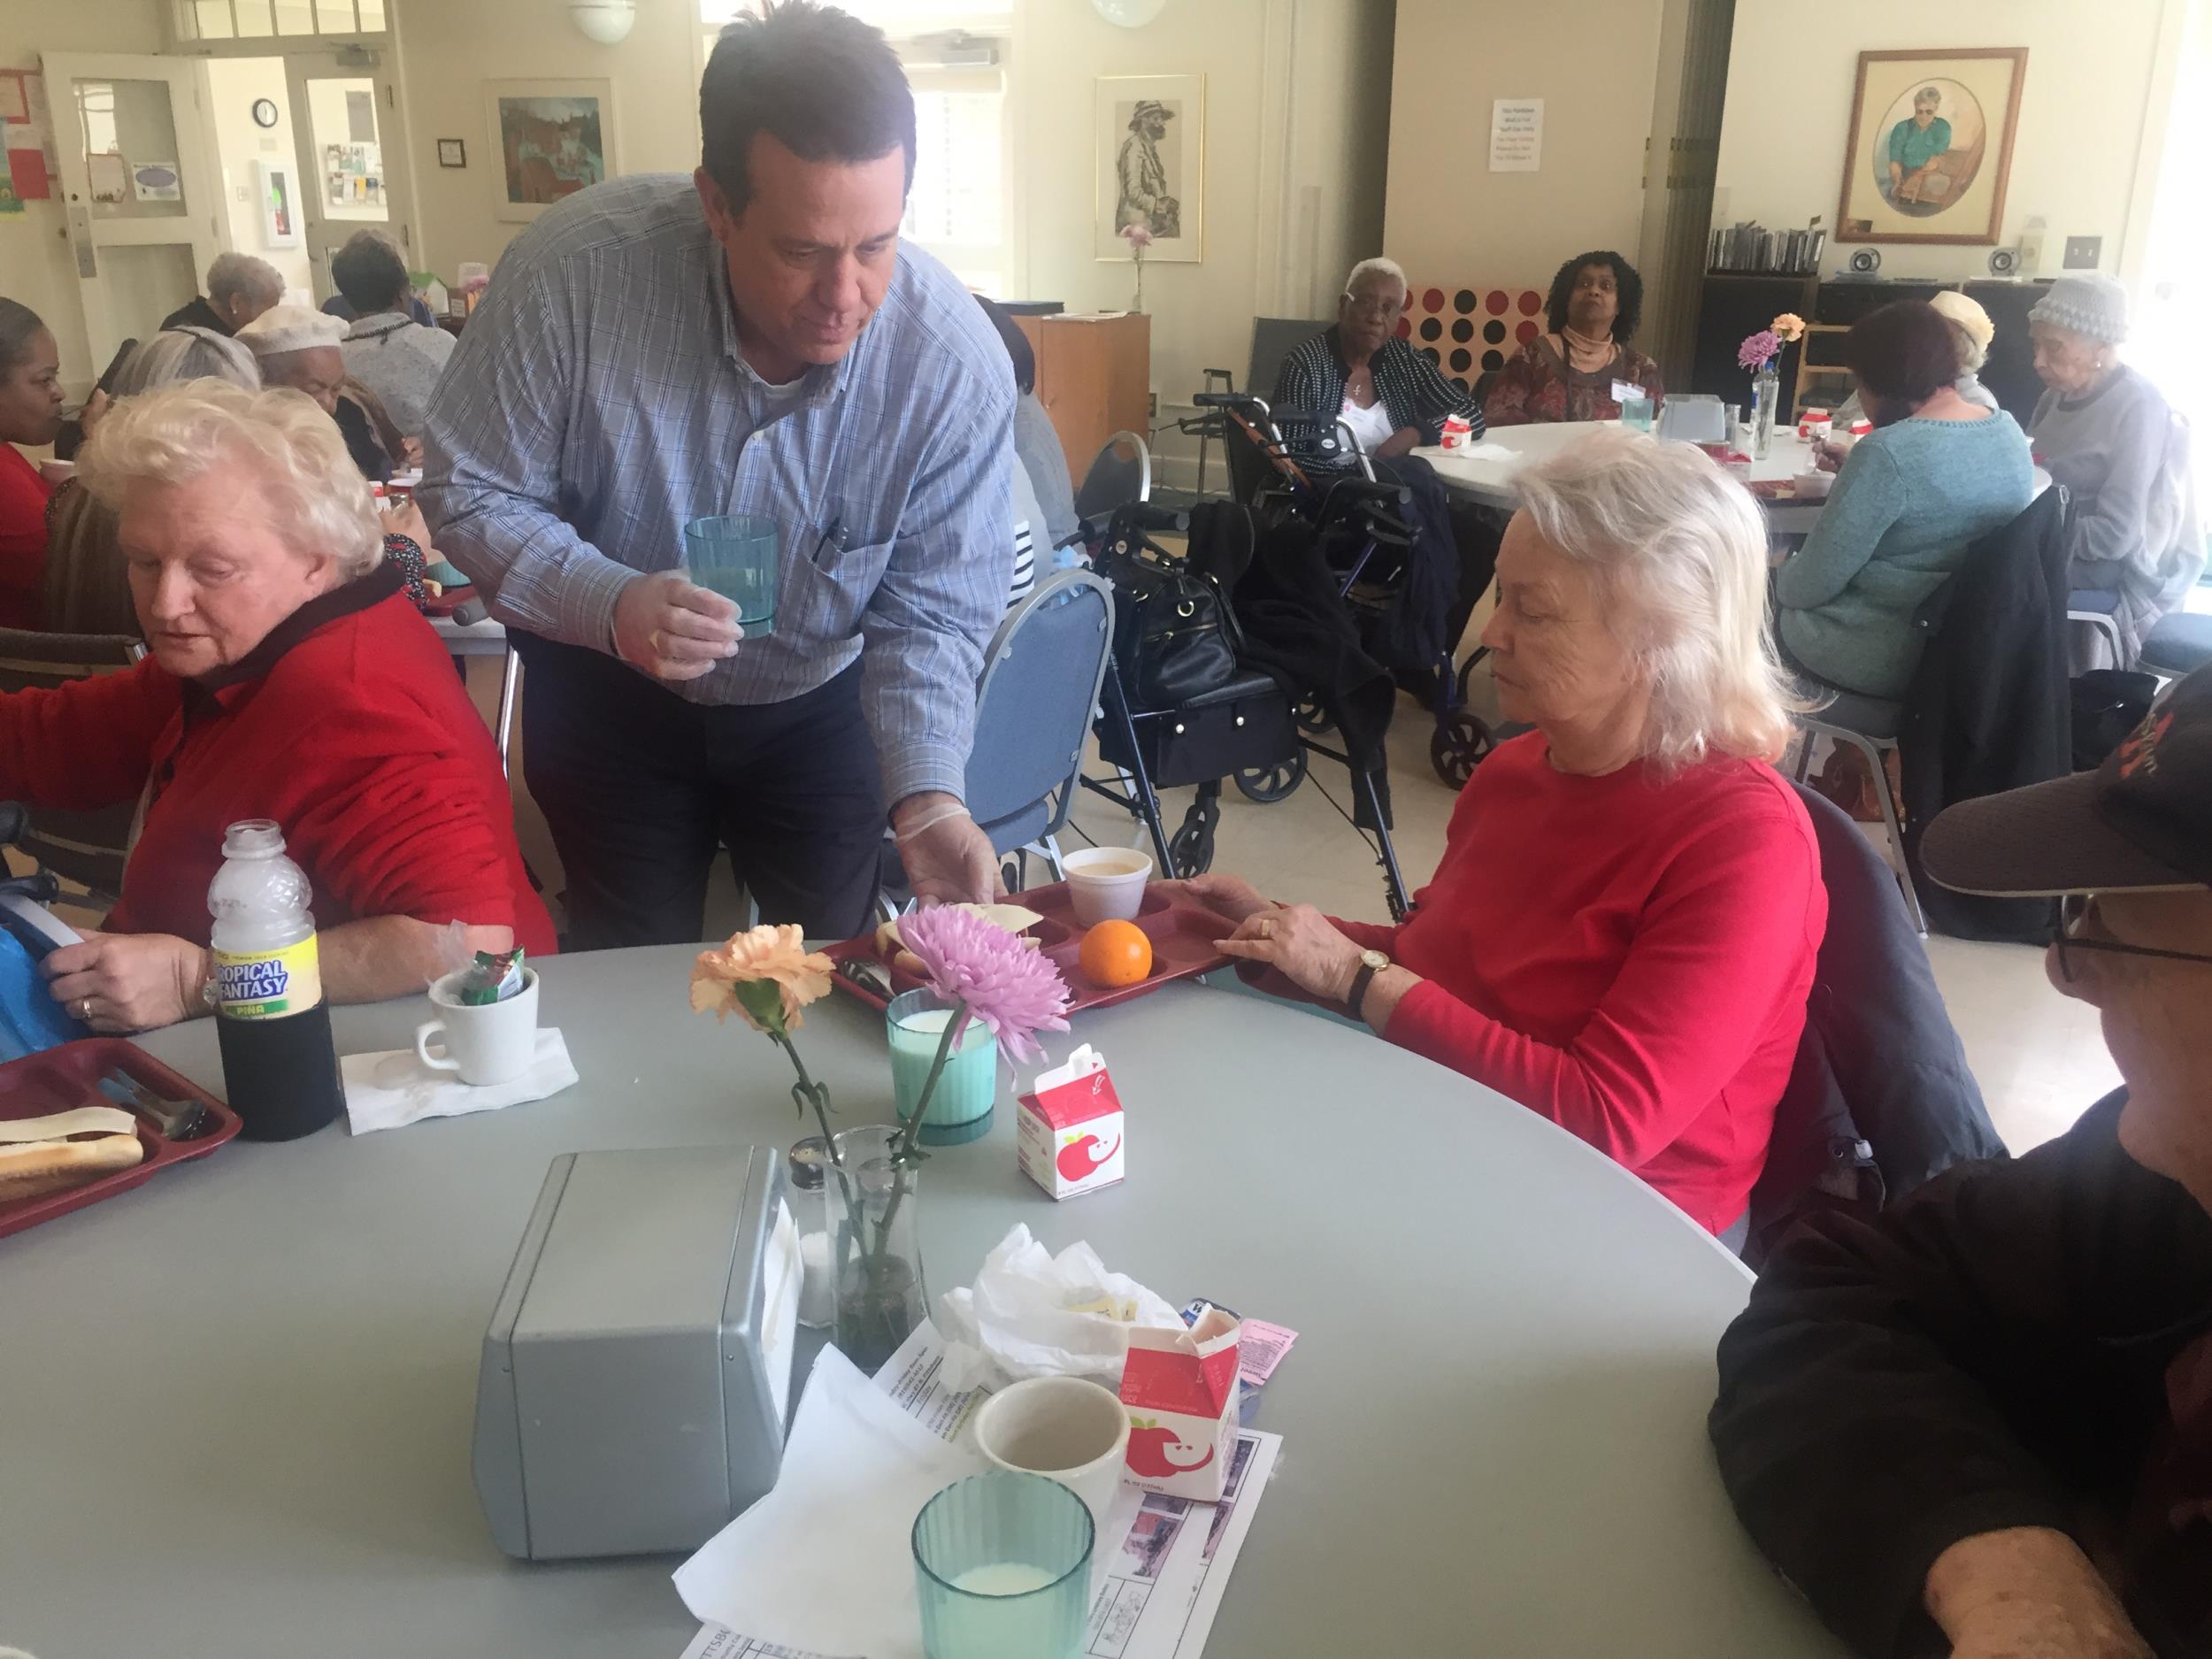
[971,1375,1131,1539]
[414,967,539,1087]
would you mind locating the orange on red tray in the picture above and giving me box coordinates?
[823,880,1236,1017]
[1079,919,1153,987]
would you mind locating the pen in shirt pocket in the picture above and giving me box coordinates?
[815,518,849,562]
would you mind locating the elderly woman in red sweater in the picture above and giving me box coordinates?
[0,380,554,1034]
[1180,427,1825,1241]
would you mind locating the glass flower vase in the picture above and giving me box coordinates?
[1751,364,1780,459]
[826,1123,928,1376]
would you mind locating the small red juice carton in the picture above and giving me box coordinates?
[1438,412,1475,452]
[1017,1044,1124,1201]
[1119,1305,1240,1501]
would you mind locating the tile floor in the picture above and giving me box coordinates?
[477,655,2119,1157]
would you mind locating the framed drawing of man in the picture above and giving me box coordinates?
[1096,73,1204,262]
[1836,49,2027,246]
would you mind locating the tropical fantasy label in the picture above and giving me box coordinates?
[213,935,323,1019]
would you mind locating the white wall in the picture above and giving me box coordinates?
[203,56,314,296]
[1714,0,2174,282]
[1383,0,1663,287]
[0,0,168,393]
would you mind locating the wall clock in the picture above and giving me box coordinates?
[251,97,280,128]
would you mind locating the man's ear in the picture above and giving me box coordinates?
[695,166,740,245]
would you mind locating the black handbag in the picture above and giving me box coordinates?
[1095,544,1243,710]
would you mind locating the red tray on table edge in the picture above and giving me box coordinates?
[0,1039,241,1240]
[422,584,478,618]
[822,880,1240,1018]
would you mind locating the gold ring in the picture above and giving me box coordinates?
[80,998,92,1020]
[648,628,663,656]
[1255,917,1274,939]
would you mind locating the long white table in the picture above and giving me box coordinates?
[1417,421,1832,532]
[0,949,1844,1658]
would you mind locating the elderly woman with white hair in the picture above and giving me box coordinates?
[1173,429,1828,1241]
[161,251,286,338]
[0,380,553,1034]
[1272,256,1486,462]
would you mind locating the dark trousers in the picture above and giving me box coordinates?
[517,637,884,949]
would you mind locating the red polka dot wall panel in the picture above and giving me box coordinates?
[1402,283,1545,390]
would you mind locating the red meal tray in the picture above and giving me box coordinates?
[422,583,479,617]
[823,881,1238,1017]
[0,1038,240,1240]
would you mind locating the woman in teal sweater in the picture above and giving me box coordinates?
[1774,301,2032,701]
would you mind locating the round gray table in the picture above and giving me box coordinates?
[0,947,1842,1657]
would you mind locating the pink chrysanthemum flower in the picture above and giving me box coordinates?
[1738,329,1782,373]
[897,904,1071,1065]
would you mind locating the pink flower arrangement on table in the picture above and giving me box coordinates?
[897,903,1072,1069]
[1740,312,1808,374]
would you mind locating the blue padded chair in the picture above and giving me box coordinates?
[2139,608,2212,684]
[964,567,1117,880]
[2066,588,2124,667]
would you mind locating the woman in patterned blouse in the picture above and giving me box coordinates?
[1484,251,1664,427]
[1271,257,1486,467]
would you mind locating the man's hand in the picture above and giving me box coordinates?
[398,435,426,470]
[380,499,434,550]
[41,932,211,1033]
[612,571,741,681]
[894,792,1002,907]
[1926,1529,2153,1659]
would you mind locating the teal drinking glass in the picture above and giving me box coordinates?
[1618,391,1655,434]
[681,514,778,637]
[912,1471,1094,1659]
[886,989,998,1147]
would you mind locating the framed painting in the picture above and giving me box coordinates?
[1095,73,1204,263]
[1835,49,2027,246]
[485,79,615,223]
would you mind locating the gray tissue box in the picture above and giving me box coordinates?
[472,1145,797,1560]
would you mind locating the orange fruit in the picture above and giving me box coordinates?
[1079,919,1153,987]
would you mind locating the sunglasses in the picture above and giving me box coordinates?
[2049,893,2212,982]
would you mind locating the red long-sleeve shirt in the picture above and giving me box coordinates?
[0,444,53,629]
[0,563,555,959]
[1338,733,1824,1233]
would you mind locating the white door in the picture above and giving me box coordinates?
[284,48,416,302]
[43,53,227,372]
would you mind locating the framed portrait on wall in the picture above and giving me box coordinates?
[1835,48,2028,246]
[1095,73,1204,263]
[484,79,615,223]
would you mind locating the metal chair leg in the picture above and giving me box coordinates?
[495,648,521,781]
[1836,731,1925,935]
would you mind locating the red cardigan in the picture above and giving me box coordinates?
[1338,733,1824,1233]
[0,445,53,630]
[0,564,556,958]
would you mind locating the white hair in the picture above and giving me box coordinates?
[206,251,285,309]
[78,381,384,579]
[1344,257,1408,303]
[1513,427,1804,773]
[112,327,258,396]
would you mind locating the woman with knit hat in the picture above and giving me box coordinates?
[2029,272,2203,668]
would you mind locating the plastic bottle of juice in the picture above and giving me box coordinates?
[208,819,344,1141]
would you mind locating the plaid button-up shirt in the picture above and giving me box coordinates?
[419,173,1014,806]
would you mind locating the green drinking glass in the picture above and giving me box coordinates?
[886,989,998,1147]
[681,514,778,637]
[912,1471,1094,1659]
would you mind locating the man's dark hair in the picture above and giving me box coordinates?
[1544,250,1644,344]
[0,298,46,375]
[330,231,410,315]
[1847,301,1962,408]
[701,1,916,216]
[974,295,1034,396]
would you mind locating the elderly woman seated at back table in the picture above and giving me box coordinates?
[1832,288,1998,430]
[2027,272,2204,668]
[0,380,554,1035]
[1169,429,1827,1242]
[238,303,405,481]
[1774,300,2032,706]
[1483,251,1663,427]
[1272,257,1485,462]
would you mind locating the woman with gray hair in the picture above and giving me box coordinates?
[1171,428,1827,1242]
[161,251,285,337]
[1272,256,1485,461]
[2027,272,2203,667]
[0,380,552,1033]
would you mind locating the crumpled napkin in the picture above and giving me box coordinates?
[935,1223,1185,1391]
[338,1029,577,1134]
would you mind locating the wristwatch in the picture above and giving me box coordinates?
[1345,949,1390,1020]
